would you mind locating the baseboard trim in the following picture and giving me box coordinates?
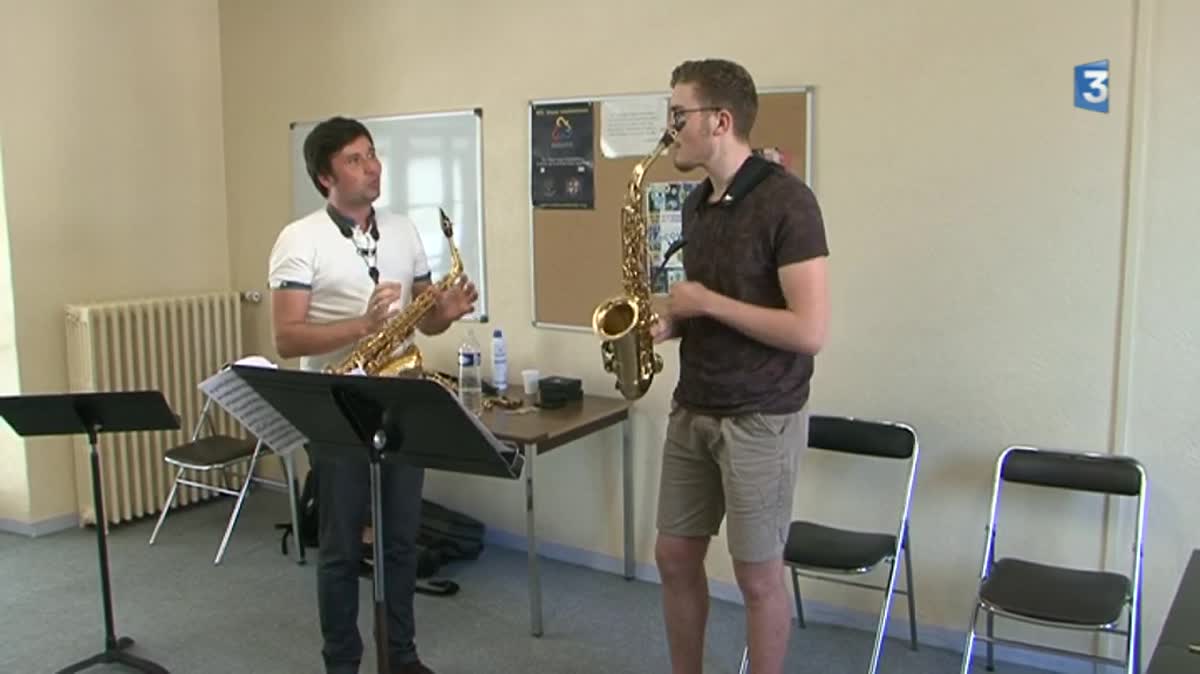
[484,528,1123,674]
[0,513,78,537]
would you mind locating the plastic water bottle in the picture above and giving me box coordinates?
[457,330,483,415]
[491,328,508,394]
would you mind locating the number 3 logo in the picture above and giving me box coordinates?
[1075,59,1110,113]
[1081,69,1108,104]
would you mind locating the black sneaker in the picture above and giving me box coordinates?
[393,661,435,674]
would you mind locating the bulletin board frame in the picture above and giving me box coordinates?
[527,86,814,331]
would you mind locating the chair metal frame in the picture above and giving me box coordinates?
[738,414,921,674]
[148,397,303,565]
[959,446,1147,674]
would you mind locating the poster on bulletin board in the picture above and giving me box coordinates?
[646,180,699,294]
[531,102,595,208]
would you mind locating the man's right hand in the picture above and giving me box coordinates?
[363,282,404,333]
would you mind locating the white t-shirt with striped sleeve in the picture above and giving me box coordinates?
[268,206,430,373]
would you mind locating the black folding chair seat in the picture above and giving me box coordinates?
[980,558,1130,627]
[164,435,257,470]
[960,446,1146,674]
[785,521,897,573]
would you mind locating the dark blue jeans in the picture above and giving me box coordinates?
[310,445,425,674]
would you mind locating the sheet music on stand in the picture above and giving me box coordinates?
[198,356,308,455]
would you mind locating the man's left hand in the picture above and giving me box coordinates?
[668,281,714,319]
[436,277,478,321]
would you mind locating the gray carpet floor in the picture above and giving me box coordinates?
[0,494,1054,674]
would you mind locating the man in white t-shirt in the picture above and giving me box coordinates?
[269,116,475,674]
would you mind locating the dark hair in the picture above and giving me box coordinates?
[670,59,758,140]
[303,116,374,197]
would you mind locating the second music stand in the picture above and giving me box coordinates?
[228,365,522,674]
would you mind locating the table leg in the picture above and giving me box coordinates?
[622,417,634,580]
[525,442,543,637]
[282,452,305,565]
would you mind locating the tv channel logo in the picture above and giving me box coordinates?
[1075,59,1110,113]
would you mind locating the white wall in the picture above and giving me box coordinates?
[0,136,29,525]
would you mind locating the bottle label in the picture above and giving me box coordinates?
[459,352,477,367]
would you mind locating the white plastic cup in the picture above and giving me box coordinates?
[521,369,540,396]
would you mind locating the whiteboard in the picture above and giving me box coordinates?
[290,108,488,321]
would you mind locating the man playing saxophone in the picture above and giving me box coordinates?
[268,116,475,674]
[651,60,830,674]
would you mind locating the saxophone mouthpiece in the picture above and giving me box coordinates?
[438,208,454,238]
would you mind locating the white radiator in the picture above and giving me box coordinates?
[65,292,246,526]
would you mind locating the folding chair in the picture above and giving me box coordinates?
[737,414,920,674]
[148,396,304,565]
[959,446,1146,674]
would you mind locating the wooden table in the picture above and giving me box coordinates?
[479,395,633,637]
[1147,549,1200,673]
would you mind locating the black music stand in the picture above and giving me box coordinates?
[229,365,523,674]
[0,390,179,674]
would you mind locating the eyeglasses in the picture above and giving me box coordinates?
[342,148,380,170]
[669,106,722,129]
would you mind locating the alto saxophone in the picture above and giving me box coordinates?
[326,208,463,377]
[591,127,679,400]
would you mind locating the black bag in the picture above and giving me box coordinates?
[276,469,319,553]
[417,499,485,563]
[277,469,485,596]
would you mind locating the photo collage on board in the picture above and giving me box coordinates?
[646,180,699,294]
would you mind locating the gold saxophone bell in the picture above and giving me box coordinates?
[592,127,679,401]
[592,296,638,342]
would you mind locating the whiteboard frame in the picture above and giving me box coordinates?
[289,107,490,323]
[526,86,814,332]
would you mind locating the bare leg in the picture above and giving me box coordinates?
[734,558,791,674]
[656,533,711,674]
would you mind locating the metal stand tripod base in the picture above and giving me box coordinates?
[61,434,170,674]
[57,637,168,674]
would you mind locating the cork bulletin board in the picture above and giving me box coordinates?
[528,87,813,329]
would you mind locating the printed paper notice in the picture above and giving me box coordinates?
[198,357,308,456]
[601,97,670,158]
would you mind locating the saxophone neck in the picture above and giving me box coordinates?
[440,240,464,287]
[628,128,677,197]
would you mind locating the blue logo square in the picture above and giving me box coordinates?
[1075,59,1110,113]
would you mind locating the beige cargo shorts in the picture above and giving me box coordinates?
[656,402,808,562]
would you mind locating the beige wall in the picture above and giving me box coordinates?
[0,137,30,524]
[218,0,1200,659]
[0,0,230,521]
[1117,0,1200,659]
[0,0,1193,667]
